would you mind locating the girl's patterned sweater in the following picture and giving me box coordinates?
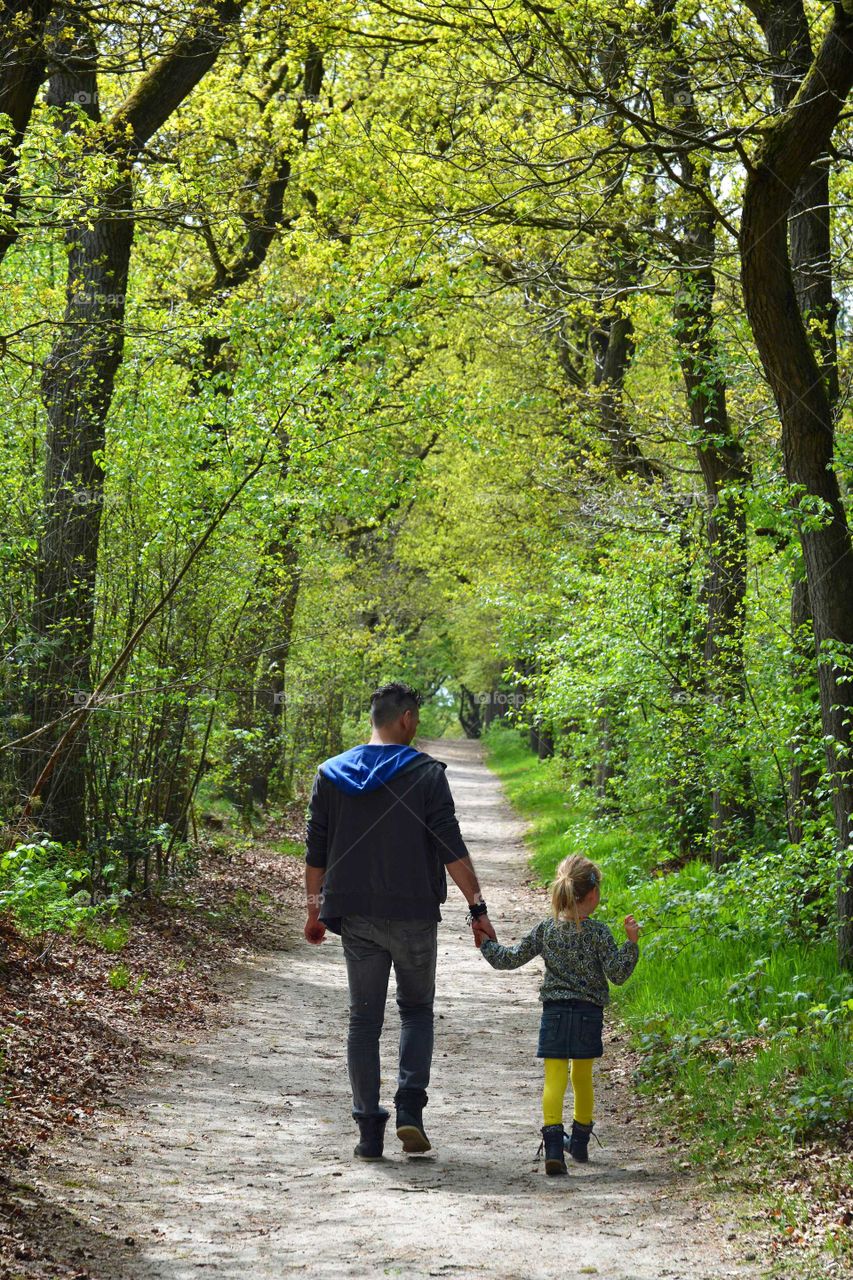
[480,916,639,1006]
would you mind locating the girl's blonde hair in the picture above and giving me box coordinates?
[550,854,601,930]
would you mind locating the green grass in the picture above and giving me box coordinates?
[269,837,304,858]
[484,723,852,1256]
[77,918,130,952]
[107,964,144,993]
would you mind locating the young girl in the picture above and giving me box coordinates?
[478,854,640,1175]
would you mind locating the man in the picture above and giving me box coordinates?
[304,681,496,1160]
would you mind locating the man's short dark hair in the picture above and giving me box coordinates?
[370,681,423,727]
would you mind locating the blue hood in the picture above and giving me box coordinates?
[319,743,424,794]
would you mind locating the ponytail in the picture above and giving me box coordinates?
[550,855,601,930]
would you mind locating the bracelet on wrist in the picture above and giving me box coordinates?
[466,900,488,924]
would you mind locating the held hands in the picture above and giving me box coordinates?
[624,914,640,944]
[471,915,496,948]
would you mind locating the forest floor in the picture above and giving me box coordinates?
[0,826,306,1277]
[1,738,768,1280]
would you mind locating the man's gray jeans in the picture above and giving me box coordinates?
[340,914,438,1120]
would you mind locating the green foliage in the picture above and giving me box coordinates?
[108,964,145,994]
[2,0,841,906]
[79,919,130,953]
[108,965,130,990]
[0,839,127,935]
[270,838,305,858]
[484,726,853,1158]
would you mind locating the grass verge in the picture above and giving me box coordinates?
[484,725,852,1279]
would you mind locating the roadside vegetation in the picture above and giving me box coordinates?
[485,725,852,1277]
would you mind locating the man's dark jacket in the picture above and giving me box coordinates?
[305,743,468,933]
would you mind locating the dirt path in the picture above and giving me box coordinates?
[28,738,759,1280]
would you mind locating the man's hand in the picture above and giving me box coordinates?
[624,914,640,944]
[471,914,496,947]
[305,916,326,944]
[304,866,325,944]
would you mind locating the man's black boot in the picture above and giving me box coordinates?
[567,1118,594,1163]
[354,1110,389,1160]
[394,1087,431,1153]
[539,1124,568,1176]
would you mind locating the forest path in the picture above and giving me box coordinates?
[32,738,759,1280]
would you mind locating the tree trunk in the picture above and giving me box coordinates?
[740,4,853,966]
[238,531,301,809]
[0,1,54,266]
[757,0,841,832]
[530,722,554,759]
[674,221,752,866]
[24,18,132,841]
[786,574,822,843]
[458,685,482,739]
[20,1,243,842]
[761,0,841,399]
[662,495,708,855]
[589,286,664,484]
[655,0,753,863]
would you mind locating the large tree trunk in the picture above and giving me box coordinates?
[754,0,842,834]
[0,1,54,266]
[759,0,841,397]
[20,1,243,841]
[482,691,500,729]
[740,4,853,967]
[25,17,131,841]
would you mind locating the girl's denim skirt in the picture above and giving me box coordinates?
[536,998,604,1059]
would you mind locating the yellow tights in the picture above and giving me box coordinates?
[542,1057,594,1126]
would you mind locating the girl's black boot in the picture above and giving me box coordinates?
[539,1124,567,1176]
[567,1118,594,1163]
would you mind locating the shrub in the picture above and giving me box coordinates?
[0,838,128,936]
